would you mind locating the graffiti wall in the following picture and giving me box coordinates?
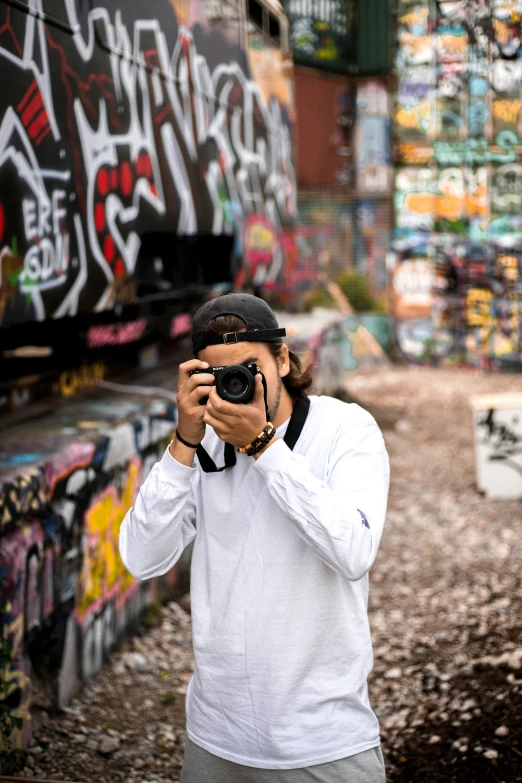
[393,0,522,368]
[0,0,297,329]
[282,0,354,73]
[395,0,522,242]
[391,244,522,369]
[0,385,179,751]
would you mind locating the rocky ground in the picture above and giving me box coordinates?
[16,367,522,782]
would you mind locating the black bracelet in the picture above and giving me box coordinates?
[175,429,201,449]
[247,425,277,456]
[238,422,277,456]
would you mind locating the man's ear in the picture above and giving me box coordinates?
[279,344,290,378]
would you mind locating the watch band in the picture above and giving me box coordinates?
[238,422,276,456]
[175,429,201,449]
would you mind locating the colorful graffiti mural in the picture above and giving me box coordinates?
[0,0,297,329]
[0,387,179,749]
[391,244,522,369]
[283,0,354,73]
[394,0,522,244]
[393,1,522,368]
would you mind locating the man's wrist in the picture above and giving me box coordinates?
[169,437,197,467]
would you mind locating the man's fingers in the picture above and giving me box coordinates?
[208,388,236,416]
[195,386,212,400]
[183,373,215,399]
[179,359,209,383]
[203,410,227,432]
[254,374,265,406]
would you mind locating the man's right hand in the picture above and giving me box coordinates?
[174,359,215,447]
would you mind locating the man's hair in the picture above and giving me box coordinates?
[203,314,314,399]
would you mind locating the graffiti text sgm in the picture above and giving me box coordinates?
[20,189,73,291]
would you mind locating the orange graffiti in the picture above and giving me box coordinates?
[404,191,436,215]
[395,102,430,131]
[438,33,468,57]
[493,99,521,125]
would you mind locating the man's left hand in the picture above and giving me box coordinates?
[203,374,268,448]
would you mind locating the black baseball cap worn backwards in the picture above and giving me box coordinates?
[192,294,286,355]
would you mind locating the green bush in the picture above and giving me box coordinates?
[303,287,336,312]
[336,270,385,313]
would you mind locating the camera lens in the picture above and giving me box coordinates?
[226,372,248,396]
[217,365,255,403]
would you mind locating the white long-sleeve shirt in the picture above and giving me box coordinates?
[119,395,390,769]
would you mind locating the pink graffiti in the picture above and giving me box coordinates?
[86,319,147,349]
[170,313,192,339]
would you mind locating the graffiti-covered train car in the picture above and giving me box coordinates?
[0,0,297,358]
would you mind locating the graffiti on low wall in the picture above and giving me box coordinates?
[0,399,177,749]
[391,244,522,369]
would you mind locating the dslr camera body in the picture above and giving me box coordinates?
[191,363,263,405]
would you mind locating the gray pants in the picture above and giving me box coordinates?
[180,737,386,783]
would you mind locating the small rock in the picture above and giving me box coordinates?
[459,745,468,753]
[484,749,499,760]
[428,735,441,744]
[384,667,403,679]
[134,759,145,769]
[107,728,120,737]
[98,734,121,755]
[86,738,98,751]
[495,725,509,737]
[21,769,34,778]
[26,755,36,769]
[72,733,87,743]
[55,726,69,736]
[29,745,43,756]
[112,661,127,676]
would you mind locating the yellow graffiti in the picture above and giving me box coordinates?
[466,288,494,328]
[59,362,106,398]
[493,99,521,125]
[245,223,274,252]
[395,102,430,130]
[0,611,31,751]
[398,8,429,28]
[498,253,519,282]
[77,458,141,617]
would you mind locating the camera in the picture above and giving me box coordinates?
[191,363,262,404]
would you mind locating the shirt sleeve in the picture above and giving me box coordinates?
[119,446,198,580]
[253,408,390,581]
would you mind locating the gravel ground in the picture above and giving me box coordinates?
[19,367,522,783]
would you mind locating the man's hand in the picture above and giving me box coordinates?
[203,373,268,449]
[175,359,215,446]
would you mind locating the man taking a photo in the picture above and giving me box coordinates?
[119,293,389,783]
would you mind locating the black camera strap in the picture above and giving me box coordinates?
[196,441,237,472]
[283,395,310,451]
[196,394,310,473]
